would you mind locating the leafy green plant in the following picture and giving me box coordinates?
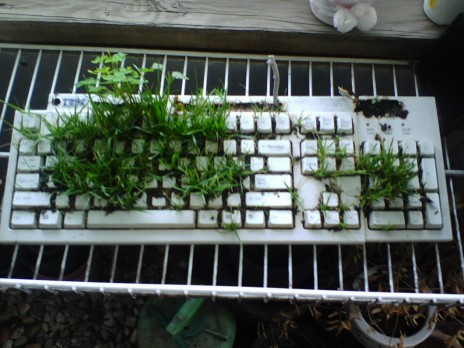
[357,144,416,209]
[18,52,251,210]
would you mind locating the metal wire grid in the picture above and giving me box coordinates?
[0,44,463,304]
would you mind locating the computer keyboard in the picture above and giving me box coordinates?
[0,94,452,244]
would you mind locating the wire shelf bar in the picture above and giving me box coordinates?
[0,44,462,305]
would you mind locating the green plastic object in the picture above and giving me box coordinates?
[138,297,236,348]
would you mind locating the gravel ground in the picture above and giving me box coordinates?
[0,290,144,348]
[0,289,366,348]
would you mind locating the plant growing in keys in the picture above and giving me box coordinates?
[18,53,252,213]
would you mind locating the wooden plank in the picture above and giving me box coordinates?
[0,0,446,59]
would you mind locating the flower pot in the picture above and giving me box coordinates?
[349,266,437,348]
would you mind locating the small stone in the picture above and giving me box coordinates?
[55,312,65,323]
[43,313,52,324]
[25,344,41,348]
[10,327,24,340]
[0,327,10,344]
[3,340,13,348]
[21,316,35,325]
[30,303,45,318]
[0,312,13,323]
[25,324,40,338]
[124,316,137,328]
[41,323,49,333]
[129,329,137,344]
[112,310,124,320]
[103,318,114,327]
[13,335,27,347]
[18,303,31,315]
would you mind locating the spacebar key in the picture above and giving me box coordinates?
[87,210,196,229]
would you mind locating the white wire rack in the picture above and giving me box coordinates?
[1,44,463,304]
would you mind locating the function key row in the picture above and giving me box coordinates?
[300,114,353,135]
[226,112,291,134]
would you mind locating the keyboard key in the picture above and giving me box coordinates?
[134,193,148,209]
[301,140,318,156]
[406,194,422,210]
[241,139,255,155]
[152,196,167,208]
[170,193,184,208]
[363,141,380,155]
[64,211,86,228]
[22,113,41,132]
[205,141,219,154]
[227,193,241,207]
[223,140,237,155]
[304,210,322,228]
[258,140,291,156]
[245,192,292,208]
[17,156,42,172]
[424,193,442,229]
[301,157,318,174]
[336,115,353,134]
[37,140,53,155]
[245,210,266,228]
[13,192,51,209]
[226,114,237,131]
[343,210,359,229]
[44,156,58,169]
[388,196,404,210]
[222,210,242,228]
[239,113,255,133]
[369,211,405,229]
[88,210,196,228]
[404,158,419,173]
[190,193,206,209]
[250,157,265,171]
[319,115,335,134]
[323,211,340,228]
[11,210,36,228]
[255,174,292,190]
[407,211,424,229]
[257,114,272,134]
[39,210,63,229]
[162,176,176,189]
[339,157,355,172]
[196,156,208,171]
[198,210,218,228]
[338,140,355,155]
[322,139,336,155]
[56,193,70,209]
[385,140,399,155]
[208,196,223,209]
[421,158,438,192]
[268,210,293,228]
[401,140,417,156]
[267,157,292,173]
[322,192,338,208]
[300,115,317,134]
[418,140,434,157]
[15,173,40,190]
[75,194,91,210]
[19,139,36,155]
[275,113,290,133]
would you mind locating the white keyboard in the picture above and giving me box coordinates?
[0,94,452,244]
